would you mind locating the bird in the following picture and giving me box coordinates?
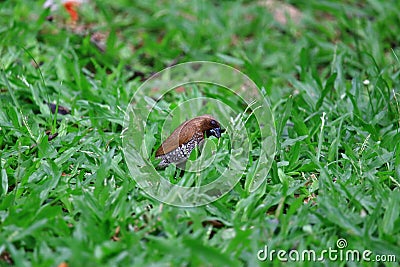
[155,115,223,168]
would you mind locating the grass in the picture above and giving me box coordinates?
[1,0,400,266]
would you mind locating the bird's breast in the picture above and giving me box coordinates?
[156,132,203,167]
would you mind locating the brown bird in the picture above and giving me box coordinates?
[155,115,223,168]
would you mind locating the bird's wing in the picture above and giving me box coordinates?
[155,119,202,156]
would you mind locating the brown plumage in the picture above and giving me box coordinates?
[155,115,222,168]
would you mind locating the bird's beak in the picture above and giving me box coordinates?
[209,127,222,138]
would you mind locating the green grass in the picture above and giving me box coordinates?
[1,0,400,266]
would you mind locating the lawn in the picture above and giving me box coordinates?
[0,0,399,266]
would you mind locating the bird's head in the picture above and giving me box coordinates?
[202,116,223,139]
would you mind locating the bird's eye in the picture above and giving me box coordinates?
[210,120,217,126]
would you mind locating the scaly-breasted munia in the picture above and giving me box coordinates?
[155,115,222,168]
